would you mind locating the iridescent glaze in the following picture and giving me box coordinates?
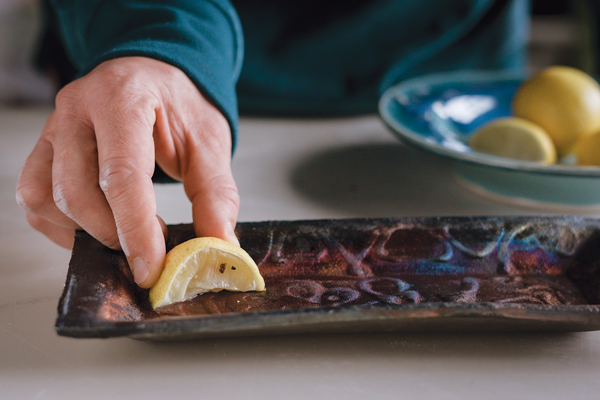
[56,217,600,339]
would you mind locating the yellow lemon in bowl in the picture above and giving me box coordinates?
[149,237,265,309]
[573,130,600,166]
[511,66,600,157]
[469,117,557,164]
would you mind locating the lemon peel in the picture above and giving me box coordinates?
[573,130,600,166]
[511,66,600,156]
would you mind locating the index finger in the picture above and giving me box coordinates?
[94,105,166,288]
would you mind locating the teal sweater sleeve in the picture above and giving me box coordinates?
[47,0,244,147]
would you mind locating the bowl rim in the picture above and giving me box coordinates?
[378,69,600,178]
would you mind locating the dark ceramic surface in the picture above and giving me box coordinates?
[56,217,600,340]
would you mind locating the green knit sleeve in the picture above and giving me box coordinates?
[47,0,244,147]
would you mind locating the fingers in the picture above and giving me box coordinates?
[181,113,241,247]
[95,102,166,288]
[26,212,75,249]
[18,78,166,288]
[17,57,239,293]
[16,107,126,253]
[16,113,80,231]
[50,107,121,249]
[187,167,240,246]
[150,66,241,247]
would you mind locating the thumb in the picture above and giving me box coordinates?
[179,125,240,245]
[185,167,240,246]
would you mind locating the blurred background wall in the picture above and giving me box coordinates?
[529,0,597,74]
[0,0,596,106]
[0,0,54,104]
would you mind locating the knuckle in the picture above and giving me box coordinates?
[52,178,80,216]
[55,84,85,115]
[54,84,79,109]
[93,66,157,110]
[107,82,144,109]
[201,175,240,210]
[216,183,241,210]
[112,216,150,255]
[115,218,140,241]
[57,65,159,130]
[16,182,51,215]
[98,158,152,210]
[98,159,137,196]
[54,85,92,129]
[100,233,121,251]
[104,91,158,133]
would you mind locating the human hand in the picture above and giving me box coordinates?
[16,57,240,288]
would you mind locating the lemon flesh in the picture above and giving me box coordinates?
[149,237,265,309]
[469,117,557,164]
[511,66,600,156]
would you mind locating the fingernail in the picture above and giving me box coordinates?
[131,259,150,284]
[226,222,240,246]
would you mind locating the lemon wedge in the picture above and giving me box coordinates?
[511,66,600,156]
[149,237,265,309]
[469,117,557,164]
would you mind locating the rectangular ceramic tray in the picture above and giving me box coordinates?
[56,216,600,340]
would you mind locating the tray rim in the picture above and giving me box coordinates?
[56,302,600,340]
[55,216,600,340]
[378,69,600,177]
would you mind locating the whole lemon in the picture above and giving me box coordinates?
[512,66,600,157]
[573,130,600,166]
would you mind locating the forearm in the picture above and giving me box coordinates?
[45,0,244,143]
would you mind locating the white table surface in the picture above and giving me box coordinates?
[1,106,599,399]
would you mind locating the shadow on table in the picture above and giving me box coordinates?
[289,142,511,217]
[137,331,587,365]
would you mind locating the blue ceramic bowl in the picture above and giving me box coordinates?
[378,70,600,210]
